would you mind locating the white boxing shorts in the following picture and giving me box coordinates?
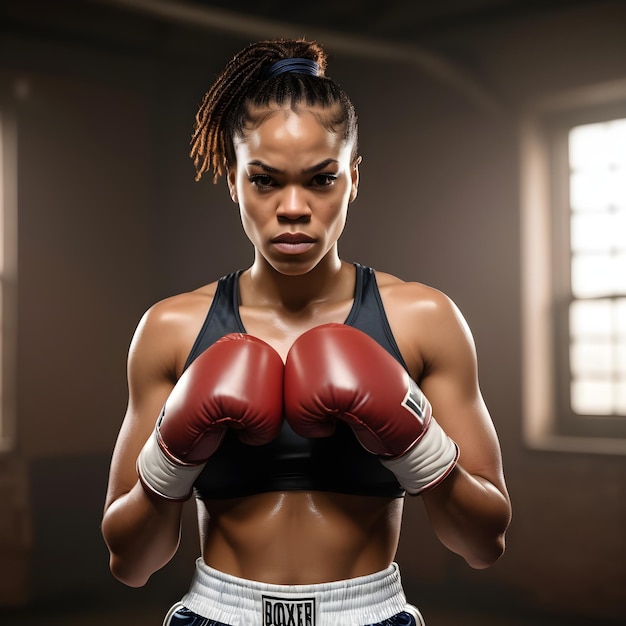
[163,558,425,626]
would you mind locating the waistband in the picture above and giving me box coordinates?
[181,559,409,626]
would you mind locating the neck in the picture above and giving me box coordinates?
[244,251,350,313]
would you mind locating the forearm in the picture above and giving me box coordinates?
[421,464,511,569]
[102,481,184,587]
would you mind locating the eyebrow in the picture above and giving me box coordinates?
[247,159,339,174]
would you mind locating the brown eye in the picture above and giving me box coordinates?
[311,173,337,187]
[249,174,274,189]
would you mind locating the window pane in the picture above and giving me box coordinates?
[569,122,611,171]
[571,254,613,297]
[617,300,626,336]
[615,253,626,292]
[616,209,626,247]
[570,212,610,252]
[608,118,626,168]
[569,119,626,210]
[570,170,613,212]
[570,340,612,376]
[569,299,612,337]
[618,341,626,375]
[571,379,613,414]
[569,118,626,170]
[608,171,626,210]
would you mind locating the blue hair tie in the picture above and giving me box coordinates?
[263,58,320,79]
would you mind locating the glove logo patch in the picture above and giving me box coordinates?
[263,595,316,626]
[401,381,428,426]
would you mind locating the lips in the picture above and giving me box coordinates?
[270,232,317,255]
[271,232,316,244]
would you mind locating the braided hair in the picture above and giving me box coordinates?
[190,39,359,182]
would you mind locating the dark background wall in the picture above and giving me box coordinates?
[0,0,625,622]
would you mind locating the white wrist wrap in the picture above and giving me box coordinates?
[381,416,459,495]
[137,429,204,501]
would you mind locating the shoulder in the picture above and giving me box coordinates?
[373,270,475,377]
[130,281,220,382]
[136,282,218,341]
[141,282,218,327]
[374,270,463,326]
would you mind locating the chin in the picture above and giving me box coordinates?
[268,257,321,277]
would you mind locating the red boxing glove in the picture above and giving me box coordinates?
[138,333,283,500]
[284,323,459,494]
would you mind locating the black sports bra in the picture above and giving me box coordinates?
[188,263,407,499]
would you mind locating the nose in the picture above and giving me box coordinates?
[276,185,311,222]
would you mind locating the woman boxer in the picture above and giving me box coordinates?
[101,39,511,625]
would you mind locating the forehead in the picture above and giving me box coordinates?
[235,104,351,157]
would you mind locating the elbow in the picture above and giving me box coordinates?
[102,524,150,588]
[468,495,512,569]
[109,554,151,588]
[466,531,507,570]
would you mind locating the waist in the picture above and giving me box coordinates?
[199,492,404,583]
[182,559,408,626]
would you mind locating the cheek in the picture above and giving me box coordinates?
[327,186,352,222]
[238,206,256,236]
[323,202,349,236]
[238,200,270,244]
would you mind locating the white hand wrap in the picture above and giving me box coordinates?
[381,416,459,495]
[136,429,204,501]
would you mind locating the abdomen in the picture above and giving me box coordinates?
[198,491,404,584]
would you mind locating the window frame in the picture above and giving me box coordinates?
[548,104,626,439]
[521,80,626,454]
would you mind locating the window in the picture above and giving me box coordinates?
[521,81,626,453]
[566,119,626,419]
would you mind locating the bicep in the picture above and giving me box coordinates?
[418,299,506,491]
[104,310,177,510]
